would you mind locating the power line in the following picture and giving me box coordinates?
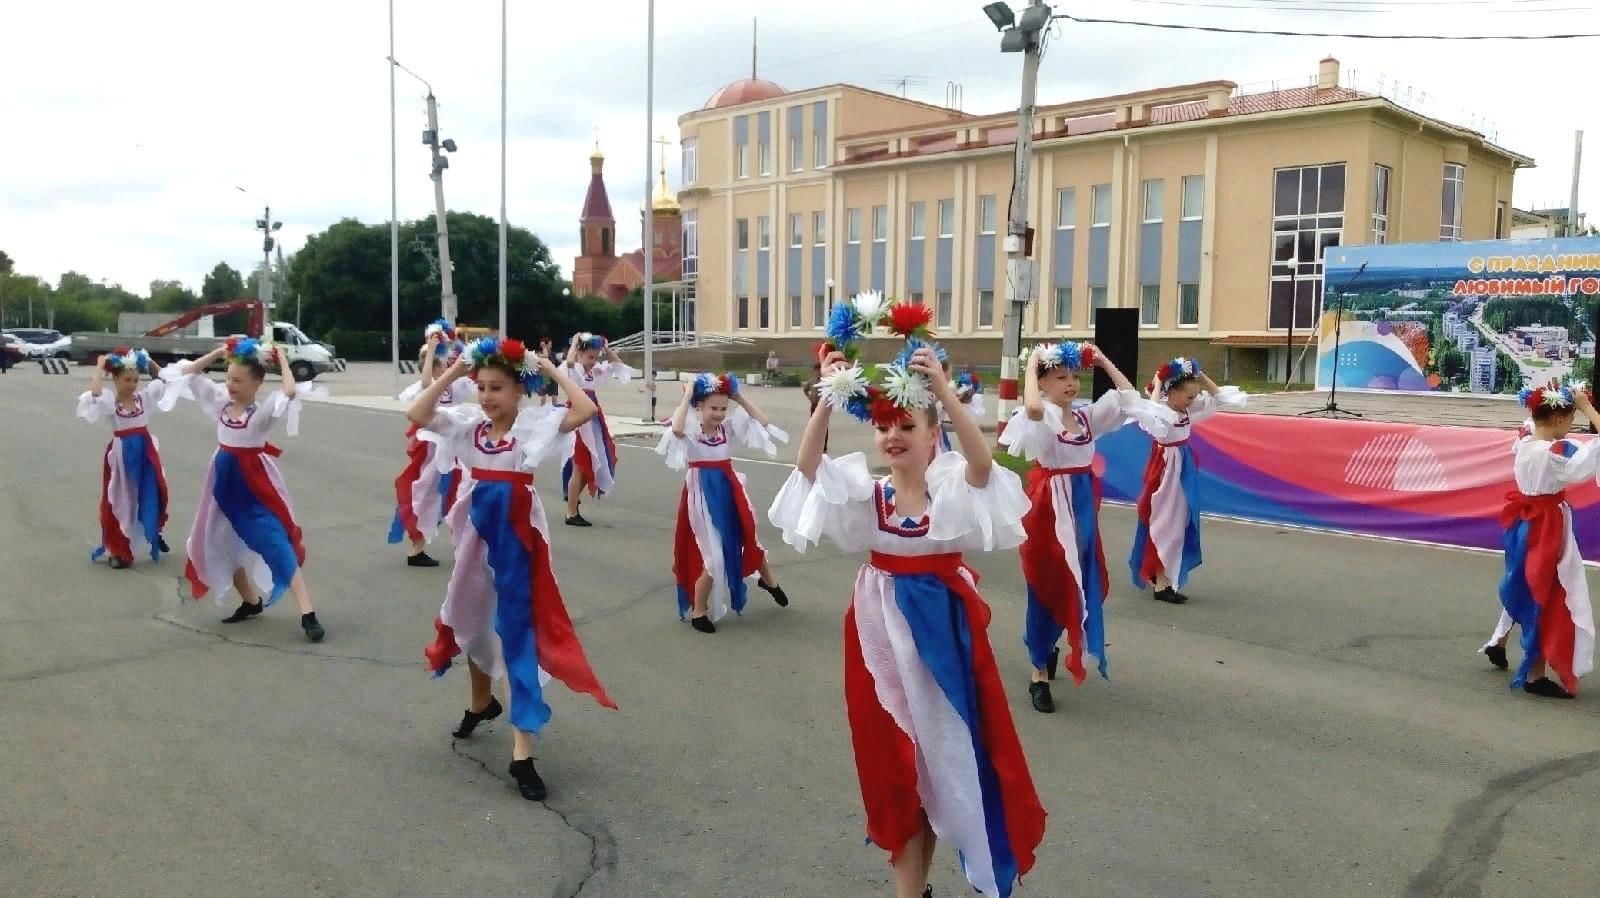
[1119,0,1590,11]
[1055,11,1600,38]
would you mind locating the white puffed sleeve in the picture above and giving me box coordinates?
[510,405,573,471]
[420,405,482,473]
[594,359,638,384]
[76,390,115,423]
[1084,388,1139,437]
[967,392,987,423]
[138,378,170,411]
[723,405,788,458]
[655,428,690,471]
[1186,386,1247,424]
[1125,395,1183,442]
[449,378,478,405]
[1549,438,1600,484]
[767,452,876,551]
[159,365,227,416]
[924,451,1028,551]
[397,379,426,402]
[997,403,1062,461]
[258,382,326,438]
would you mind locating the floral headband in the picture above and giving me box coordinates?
[466,336,546,396]
[573,332,607,353]
[1151,357,1200,394]
[424,318,465,360]
[225,336,269,367]
[1519,380,1585,413]
[690,372,739,405]
[1020,341,1095,372]
[103,347,151,374]
[816,292,946,426]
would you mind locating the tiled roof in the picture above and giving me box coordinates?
[581,170,613,221]
[704,78,787,110]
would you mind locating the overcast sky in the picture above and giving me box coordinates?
[2,0,1596,299]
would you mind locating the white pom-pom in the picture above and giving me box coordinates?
[851,290,887,326]
[819,365,869,408]
[880,365,934,410]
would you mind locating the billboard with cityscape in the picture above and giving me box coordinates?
[1317,237,1600,396]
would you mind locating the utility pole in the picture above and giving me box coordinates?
[498,0,508,337]
[423,93,459,323]
[643,0,657,423]
[991,0,1051,433]
[1569,130,1583,238]
[252,203,281,317]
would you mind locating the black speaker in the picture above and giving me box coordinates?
[1092,308,1140,400]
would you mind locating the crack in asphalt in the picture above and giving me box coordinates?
[0,643,209,683]
[151,583,416,670]
[1403,749,1600,898]
[448,739,617,898]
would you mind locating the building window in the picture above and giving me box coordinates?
[738,296,749,328]
[1441,163,1464,241]
[1053,287,1072,328]
[790,213,803,248]
[790,130,803,173]
[789,294,802,328]
[814,131,827,168]
[1181,176,1203,220]
[736,218,749,251]
[1179,282,1199,327]
[758,296,770,329]
[735,117,748,178]
[978,195,997,234]
[909,202,926,240]
[758,112,772,176]
[872,205,887,242]
[580,230,586,256]
[681,211,699,280]
[1140,284,1160,326]
[1372,164,1391,245]
[978,289,995,328]
[601,228,612,256]
[910,292,924,306]
[1056,188,1076,229]
[1270,163,1346,331]
[757,216,770,250]
[813,211,827,245]
[1090,286,1108,323]
[812,294,825,328]
[936,291,953,329]
[1143,179,1164,223]
[1496,201,1508,239]
[1091,184,1112,227]
[938,199,954,237]
[681,138,698,185]
[846,209,861,244]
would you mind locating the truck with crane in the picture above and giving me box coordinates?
[68,299,339,381]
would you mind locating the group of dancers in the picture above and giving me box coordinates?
[71,289,1595,898]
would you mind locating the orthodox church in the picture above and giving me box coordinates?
[572,141,682,303]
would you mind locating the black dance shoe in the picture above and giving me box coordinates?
[690,616,717,634]
[453,696,504,738]
[300,612,326,643]
[509,758,547,801]
[221,599,264,623]
[565,514,592,527]
[156,536,171,554]
[758,579,790,607]
[1484,645,1509,671]
[1029,682,1055,714]
[1524,677,1575,699]
[407,552,441,568]
[1153,587,1188,605]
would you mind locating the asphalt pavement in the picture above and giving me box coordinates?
[2,363,1598,898]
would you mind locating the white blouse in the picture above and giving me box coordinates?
[998,389,1138,467]
[419,405,572,475]
[655,406,787,470]
[1511,434,1600,496]
[1125,386,1247,445]
[161,368,308,448]
[76,380,171,432]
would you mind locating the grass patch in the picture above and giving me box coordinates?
[994,451,1032,476]
[1525,358,1552,369]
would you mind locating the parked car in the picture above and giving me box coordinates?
[7,328,72,359]
[1,331,25,367]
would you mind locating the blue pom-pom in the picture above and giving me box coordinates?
[690,372,716,404]
[893,338,947,371]
[844,393,872,423]
[826,303,860,349]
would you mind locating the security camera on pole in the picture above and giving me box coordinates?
[983,0,1051,434]
[238,186,282,315]
[422,92,460,324]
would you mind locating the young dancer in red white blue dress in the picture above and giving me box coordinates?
[769,292,1044,898]
[1480,381,1600,699]
[657,372,791,633]
[560,332,637,527]
[389,320,471,567]
[1126,358,1246,605]
[934,365,985,457]
[999,341,1139,714]
[161,338,328,641]
[411,337,616,801]
[78,348,174,569]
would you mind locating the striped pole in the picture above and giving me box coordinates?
[996,353,1019,436]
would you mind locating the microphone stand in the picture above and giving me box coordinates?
[1301,261,1368,419]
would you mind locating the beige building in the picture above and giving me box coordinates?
[674,58,1531,380]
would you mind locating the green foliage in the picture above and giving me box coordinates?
[1483,297,1576,333]
[0,250,13,275]
[148,279,200,313]
[320,328,394,361]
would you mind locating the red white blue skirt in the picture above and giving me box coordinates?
[425,468,616,734]
[1130,439,1202,589]
[844,551,1045,898]
[389,423,461,545]
[563,389,618,500]
[1498,490,1596,692]
[672,459,766,621]
[92,426,170,565]
[1020,463,1109,683]
[185,444,306,605]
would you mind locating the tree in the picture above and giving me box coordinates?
[200,262,247,306]
[148,279,200,313]
[0,274,52,329]
[0,249,13,276]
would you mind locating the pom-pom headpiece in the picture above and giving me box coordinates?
[1150,357,1200,394]
[423,318,464,360]
[103,347,152,375]
[466,336,546,396]
[820,290,931,362]
[816,298,947,426]
[1519,380,1582,413]
[689,371,740,405]
[572,332,607,353]
[1020,341,1095,372]
[225,336,268,368]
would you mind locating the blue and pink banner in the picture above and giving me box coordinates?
[1094,413,1600,558]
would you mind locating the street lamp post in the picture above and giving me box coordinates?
[642,0,657,423]
[237,186,281,321]
[499,0,508,336]
[389,0,399,388]
[984,0,1051,434]
[390,59,459,324]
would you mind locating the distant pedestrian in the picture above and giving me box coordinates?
[765,350,779,387]
[536,337,560,407]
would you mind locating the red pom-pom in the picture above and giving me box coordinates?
[1080,345,1097,367]
[225,336,241,353]
[500,338,526,364]
[886,301,934,338]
